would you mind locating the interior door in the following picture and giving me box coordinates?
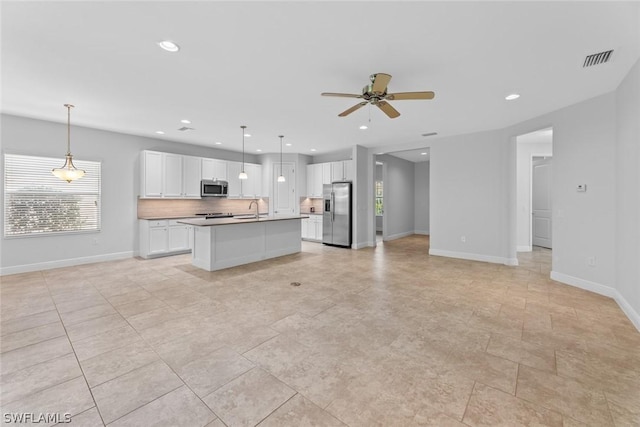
[532,157,552,249]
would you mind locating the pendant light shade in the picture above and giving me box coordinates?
[52,104,85,183]
[239,125,248,180]
[277,135,286,183]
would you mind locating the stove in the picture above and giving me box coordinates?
[195,212,234,219]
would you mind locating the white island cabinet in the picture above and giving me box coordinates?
[178,216,305,271]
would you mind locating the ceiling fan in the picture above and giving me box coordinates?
[321,73,435,119]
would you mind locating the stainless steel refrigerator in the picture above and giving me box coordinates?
[323,182,352,248]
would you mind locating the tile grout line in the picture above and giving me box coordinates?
[42,272,108,427]
[254,391,299,426]
[459,380,477,423]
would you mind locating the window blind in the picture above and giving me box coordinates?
[4,154,101,237]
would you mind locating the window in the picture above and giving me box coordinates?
[4,154,101,237]
[375,180,383,216]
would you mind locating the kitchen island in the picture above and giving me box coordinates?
[178,215,307,271]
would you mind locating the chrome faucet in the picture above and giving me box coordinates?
[249,199,259,219]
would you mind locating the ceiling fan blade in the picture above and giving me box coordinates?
[376,101,400,118]
[386,91,435,100]
[371,73,392,94]
[321,92,362,98]
[338,101,368,117]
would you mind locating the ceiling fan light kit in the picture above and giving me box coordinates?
[322,73,435,119]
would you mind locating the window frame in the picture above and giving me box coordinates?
[3,153,102,238]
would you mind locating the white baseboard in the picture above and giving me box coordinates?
[517,245,532,252]
[0,251,135,276]
[414,230,430,235]
[385,231,414,241]
[551,271,640,332]
[429,248,518,266]
[353,241,374,249]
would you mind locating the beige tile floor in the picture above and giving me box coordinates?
[1,236,639,426]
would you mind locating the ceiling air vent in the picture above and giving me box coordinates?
[583,50,614,68]
[177,126,195,132]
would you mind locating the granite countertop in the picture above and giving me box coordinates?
[300,211,323,215]
[177,214,308,227]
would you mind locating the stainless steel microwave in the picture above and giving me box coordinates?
[201,179,228,197]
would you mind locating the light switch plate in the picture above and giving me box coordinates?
[577,184,587,192]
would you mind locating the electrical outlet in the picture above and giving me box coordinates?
[460,236,466,243]
[587,256,596,267]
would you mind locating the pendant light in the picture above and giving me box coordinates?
[239,125,248,180]
[277,135,286,182]
[52,104,85,183]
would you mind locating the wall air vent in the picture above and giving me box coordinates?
[421,132,438,137]
[583,50,614,68]
[177,126,195,132]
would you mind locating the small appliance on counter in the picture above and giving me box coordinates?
[200,180,228,197]
[310,207,315,213]
[323,181,352,248]
[195,212,234,219]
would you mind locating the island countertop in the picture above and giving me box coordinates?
[177,214,308,227]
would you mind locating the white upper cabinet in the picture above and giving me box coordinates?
[163,153,183,197]
[227,161,242,198]
[306,163,324,198]
[182,155,202,198]
[140,150,202,199]
[201,158,227,181]
[330,160,353,182]
[141,151,163,197]
[243,163,262,198]
[322,163,332,185]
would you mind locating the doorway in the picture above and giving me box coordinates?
[515,128,553,258]
[375,161,385,243]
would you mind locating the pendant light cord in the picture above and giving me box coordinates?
[65,104,74,155]
[240,125,246,171]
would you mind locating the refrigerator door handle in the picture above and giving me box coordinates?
[331,192,335,222]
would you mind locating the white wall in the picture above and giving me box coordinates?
[516,132,553,251]
[429,129,513,264]
[615,58,640,328]
[378,154,415,241]
[0,114,258,274]
[414,162,430,235]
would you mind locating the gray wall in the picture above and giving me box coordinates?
[378,154,415,240]
[0,114,258,273]
[414,162,430,235]
[615,58,640,326]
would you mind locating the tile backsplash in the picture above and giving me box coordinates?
[300,197,323,214]
[138,198,269,219]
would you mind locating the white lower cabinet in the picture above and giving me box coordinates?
[140,219,192,259]
[301,215,323,242]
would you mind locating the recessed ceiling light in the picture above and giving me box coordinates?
[505,93,520,101]
[157,40,180,52]
[285,143,292,147]
[421,152,428,155]
[256,149,262,152]
[359,125,368,130]
[155,131,165,135]
[376,152,384,155]
[180,119,191,124]
[310,149,317,152]
[214,142,222,145]
[244,133,251,137]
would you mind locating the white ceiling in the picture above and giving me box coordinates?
[2,2,639,160]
